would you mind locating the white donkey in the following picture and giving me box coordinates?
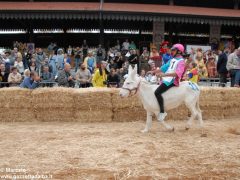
[119,65,203,133]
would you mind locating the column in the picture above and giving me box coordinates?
[209,24,221,50]
[153,21,165,50]
[169,0,174,5]
[234,0,239,9]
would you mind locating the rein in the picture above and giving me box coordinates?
[121,79,141,97]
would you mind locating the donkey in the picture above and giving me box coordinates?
[119,65,203,133]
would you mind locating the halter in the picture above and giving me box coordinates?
[121,79,141,97]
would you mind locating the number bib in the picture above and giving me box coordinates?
[162,58,182,83]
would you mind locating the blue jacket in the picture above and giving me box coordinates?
[20,77,39,89]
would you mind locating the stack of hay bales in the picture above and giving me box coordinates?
[73,88,113,122]
[0,87,239,122]
[32,88,75,122]
[199,87,240,119]
[0,88,33,122]
[111,89,146,122]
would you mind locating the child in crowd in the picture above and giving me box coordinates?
[187,62,199,84]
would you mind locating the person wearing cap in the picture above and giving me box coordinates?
[227,47,240,87]
[153,44,186,121]
[92,61,108,87]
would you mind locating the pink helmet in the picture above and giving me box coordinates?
[171,44,185,53]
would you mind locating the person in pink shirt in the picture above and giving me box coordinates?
[153,44,186,121]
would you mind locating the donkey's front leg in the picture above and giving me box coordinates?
[141,111,153,133]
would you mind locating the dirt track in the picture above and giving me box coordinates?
[0,119,239,180]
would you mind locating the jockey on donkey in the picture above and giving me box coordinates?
[119,44,203,133]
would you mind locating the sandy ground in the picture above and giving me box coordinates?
[0,119,239,180]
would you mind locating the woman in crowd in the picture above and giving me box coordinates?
[14,56,25,75]
[195,50,208,78]
[8,67,22,87]
[107,68,120,88]
[29,61,37,72]
[206,56,217,78]
[92,61,108,87]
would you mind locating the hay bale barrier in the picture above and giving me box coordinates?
[0,87,239,122]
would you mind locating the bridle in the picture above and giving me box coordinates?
[121,79,141,97]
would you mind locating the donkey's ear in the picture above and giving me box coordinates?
[128,65,133,74]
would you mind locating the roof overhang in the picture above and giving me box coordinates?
[0,2,239,26]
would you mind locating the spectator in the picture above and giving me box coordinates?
[29,61,37,72]
[122,39,130,51]
[47,42,55,52]
[115,40,121,51]
[129,41,136,50]
[96,44,104,67]
[0,63,10,88]
[115,52,124,69]
[195,50,208,78]
[2,51,11,71]
[20,71,40,89]
[56,48,64,70]
[107,68,120,88]
[49,50,57,77]
[162,49,172,65]
[206,56,217,78]
[36,48,46,72]
[92,61,108,87]
[140,48,150,71]
[84,51,96,74]
[23,50,32,69]
[227,47,240,87]
[128,49,139,73]
[63,53,71,66]
[217,48,229,87]
[57,63,75,87]
[41,66,54,87]
[14,57,25,75]
[118,68,126,87]
[140,69,147,80]
[75,63,92,88]
[149,45,161,68]
[67,45,73,56]
[187,62,199,84]
[74,47,82,72]
[82,40,89,60]
[8,67,22,87]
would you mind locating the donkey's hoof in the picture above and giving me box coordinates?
[185,127,190,131]
[141,129,148,133]
[172,127,175,132]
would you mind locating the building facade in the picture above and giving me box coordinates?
[0,0,239,48]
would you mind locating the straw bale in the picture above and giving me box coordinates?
[0,87,239,122]
[0,87,32,108]
[31,88,75,121]
[0,108,35,122]
[73,88,112,111]
[75,109,113,122]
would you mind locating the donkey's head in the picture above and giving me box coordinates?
[119,64,140,98]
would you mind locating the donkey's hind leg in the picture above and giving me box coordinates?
[185,101,198,130]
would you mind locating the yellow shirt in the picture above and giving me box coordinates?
[92,68,107,87]
[188,68,199,84]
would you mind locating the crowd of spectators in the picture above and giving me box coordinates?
[0,39,239,89]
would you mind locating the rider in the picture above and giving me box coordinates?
[154,43,186,121]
